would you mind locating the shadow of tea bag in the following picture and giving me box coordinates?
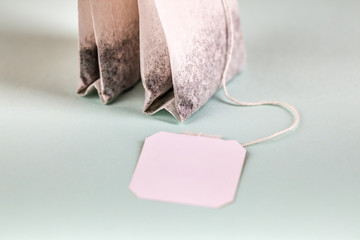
[77,0,140,103]
[139,0,246,121]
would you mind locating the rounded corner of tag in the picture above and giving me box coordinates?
[128,184,142,199]
[227,140,247,152]
[147,131,168,140]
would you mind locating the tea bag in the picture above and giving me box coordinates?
[77,0,140,103]
[139,0,246,121]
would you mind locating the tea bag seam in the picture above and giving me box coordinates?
[88,0,107,103]
[221,0,300,147]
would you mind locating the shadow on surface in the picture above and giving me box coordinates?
[0,30,180,124]
[0,31,79,97]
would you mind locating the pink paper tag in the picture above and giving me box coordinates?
[129,132,246,208]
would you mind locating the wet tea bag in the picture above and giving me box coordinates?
[77,0,246,120]
[139,0,246,121]
[77,0,140,103]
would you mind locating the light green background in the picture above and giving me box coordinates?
[0,0,359,239]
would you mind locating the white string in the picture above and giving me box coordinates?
[221,0,300,147]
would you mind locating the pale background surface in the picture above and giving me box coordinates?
[0,0,359,239]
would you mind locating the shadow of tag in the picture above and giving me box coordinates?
[129,132,246,208]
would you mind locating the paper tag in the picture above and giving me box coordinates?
[129,132,246,208]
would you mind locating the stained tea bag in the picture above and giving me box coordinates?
[139,0,246,121]
[77,0,246,120]
[77,0,140,103]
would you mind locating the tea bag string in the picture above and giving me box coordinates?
[221,0,300,147]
